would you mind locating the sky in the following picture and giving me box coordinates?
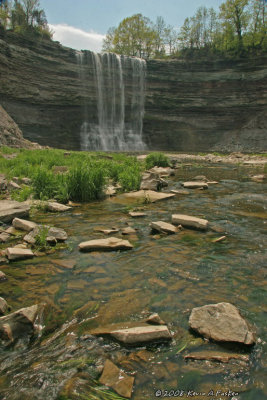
[40,0,224,52]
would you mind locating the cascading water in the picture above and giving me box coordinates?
[76,51,146,151]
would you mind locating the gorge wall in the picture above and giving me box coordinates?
[0,30,266,152]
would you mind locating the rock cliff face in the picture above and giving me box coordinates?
[0,30,266,152]
[0,105,34,148]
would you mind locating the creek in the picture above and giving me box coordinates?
[0,162,266,400]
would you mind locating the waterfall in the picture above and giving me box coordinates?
[76,51,146,151]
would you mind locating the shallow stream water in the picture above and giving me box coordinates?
[0,162,266,400]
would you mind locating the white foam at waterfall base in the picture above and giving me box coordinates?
[77,51,147,151]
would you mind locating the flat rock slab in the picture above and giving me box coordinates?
[47,202,72,212]
[172,214,209,230]
[151,221,177,234]
[124,190,175,203]
[110,325,172,344]
[99,359,134,399]
[95,228,119,235]
[6,247,34,261]
[79,237,133,252]
[122,227,137,235]
[12,217,36,232]
[182,181,208,189]
[0,304,39,343]
[129,212,146,218]
[149,167,175,176]
[171,189,190,195]
[0,200,30,223]
[189,302,256,345]
[184,351,249,363]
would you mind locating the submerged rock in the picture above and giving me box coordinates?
[0,200,30,224]
[189,302,256,345]
[79,237,133,252]
[124,190,175,203]
[110,325,172,344]
[151,221,177,234]
[172,214,209,230]
[6,247,34,261]
[184,351,249,363]
[0,304,39,343]
[122,227,137,235]
[99,359,134,399]
[129,211,146,218]
[12,217,37,232]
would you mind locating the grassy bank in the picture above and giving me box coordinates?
[0,147,143,202]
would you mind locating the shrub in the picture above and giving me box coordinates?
[145,152,170,169]
[118,164,141,191]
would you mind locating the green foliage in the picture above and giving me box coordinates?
[35,225,49,249]
[11,185,33,202]
[0,147,142,202]
[145,152,170,169]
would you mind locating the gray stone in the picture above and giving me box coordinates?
[151,221,177,234]
[6,247,34,261]
[140,171,165,191]
[110,325,171,344]
[47,227,68,241]
[0,200,30,223]
[47,202,71,212]
[12,217,37,232]
[0,270,7,282]
[182,181,208,189]
[189,302,256,345]
[0,297,9,315]
[0,304,39,343]
[7,181,21,191]
[99,359,134,399]
[172,214,209,230]
[79,237,133,252]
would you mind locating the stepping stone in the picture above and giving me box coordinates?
[129,212,146,218]
[6,247,34,261]
[99,359,134,399]
[79,237,133,252]
[172,214,209,230]
[51,259,76,269]
[124,190,175,203]
[151,221,177,234]
[182,181,208,189]
[189,302,256,345]
[47,202,72,212]
[0,200,30,223]
[12,217,37,232]
[110,325,171,344]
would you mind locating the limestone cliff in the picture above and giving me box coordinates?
[0,30,266,152]
[0,105,34,148]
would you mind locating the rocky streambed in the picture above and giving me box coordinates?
[0,159,267,399]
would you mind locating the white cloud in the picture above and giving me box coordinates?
[49,24,105,53]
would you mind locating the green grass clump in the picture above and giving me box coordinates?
[0,147,143,201]
[145,152,170,169]
[11,185,33,202]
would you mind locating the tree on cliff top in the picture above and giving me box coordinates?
[103,14,157,58]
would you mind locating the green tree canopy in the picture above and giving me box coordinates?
[103,13,157,58]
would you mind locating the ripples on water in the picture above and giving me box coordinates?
[0,163,266,399]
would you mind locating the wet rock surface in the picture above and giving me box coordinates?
[172,214,209,230]
[99,359,134,398]
[110,325,172,344]
[0,200,30,223]
[79,237,133,252]
[150,220,177,234]
[189,302,256,345]
[6,247,34,261]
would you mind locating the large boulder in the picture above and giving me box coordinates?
[172,214,209,230]
[140,171,167,191]
[79,237,133,252]
[0,304,39,344]
[0,200,30,224]
[189,302,256,345]
[110,325,172,344]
